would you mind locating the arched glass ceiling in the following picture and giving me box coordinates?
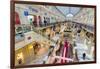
[56,6,81,17]
[66,13,73,17]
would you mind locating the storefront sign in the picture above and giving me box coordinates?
[24,11,28,16]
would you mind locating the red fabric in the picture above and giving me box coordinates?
[15,12,21,25]
[61,40,69,63]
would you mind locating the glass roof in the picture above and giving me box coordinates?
[56,6,81,17]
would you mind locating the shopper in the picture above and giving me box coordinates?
[44,17,47,26]
[83,53,86,60]
[18,58,22,64]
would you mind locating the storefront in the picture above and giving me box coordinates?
[15,42,35,65]
[15,40,51,65]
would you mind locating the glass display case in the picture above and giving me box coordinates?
[15,25,24,43]
[22,24,32,33]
